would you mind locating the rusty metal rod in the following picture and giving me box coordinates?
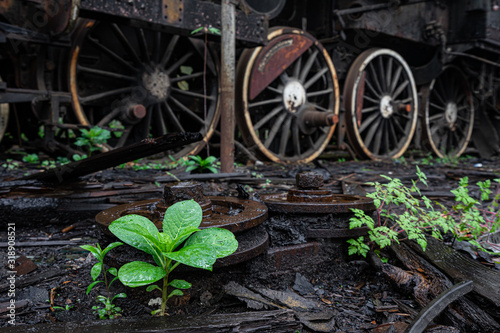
[220,0,235,173]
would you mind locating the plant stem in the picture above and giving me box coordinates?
[161,272,169,316]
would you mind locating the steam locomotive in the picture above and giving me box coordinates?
[1,0,499,163]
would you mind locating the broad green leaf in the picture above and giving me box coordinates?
[165,244,217,271]
[109,215,162,257]
[146,285,162,292]
[169,279,191,289]
[80,245,102,261]
[112,293,127,301]
[86,280,103,294]
[91,262,102,281]
[185,228,238,258]
[102,242,123,257]
[168,289,184,299]
[118,261,166,287]
[163,200,203,246]
[107,267,118,277]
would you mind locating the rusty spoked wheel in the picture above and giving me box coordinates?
[422,66,474,158]
[344,48,418,160]
[69,20,220,158]
[236,27,339,163]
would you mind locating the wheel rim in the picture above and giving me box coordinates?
[69,20,220,158]
[423,66,474,158]
[236,27,339,163]
[344,48,418,160]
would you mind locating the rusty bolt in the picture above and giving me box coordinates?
[163,182,206,205]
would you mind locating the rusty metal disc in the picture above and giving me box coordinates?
[261,193,375,214]
[95,196,268,236]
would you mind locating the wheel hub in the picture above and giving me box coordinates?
[445,102,458,128]
[380,95,394,118]
[283,80,306,113]
[142,68,171,101]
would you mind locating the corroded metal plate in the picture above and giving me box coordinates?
[95,196,268,236]
[261,193,375,214]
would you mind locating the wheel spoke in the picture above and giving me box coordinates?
[392,79,409,99]
[116,126,132,148]
[170,96,205,126]
[80,86,134,104]
[368,63,384,95]
[304,67,329,89]
[88,36,138,73]
[162,101,185,132]
[249,97,282,108]
[266,85,283,94]
[254,105,284,130]
[363,95,379,104]
[377,56,387,92]
[359,112,380,134]
[365,79,382,98]
[160,35,179,68]
[428,113,443,122]
[361,105,380,113]
[170,72,204,82]
[389,66,403,95]
[363,116,382,150]
[293,56,302,78]
[153,104,168,135]
[165,52,194,75]
[136,28,151,64]
[171,87,216,101]
[111,24,142,67]
[300,49,319,83]
[77,65,136,81]
[279,115,292,156]
[429,102,446,111]
[292,118,301,156]
[96,107,122,127]
[264,112,287,148]
[385,57,393,92]
[307,88,333,98]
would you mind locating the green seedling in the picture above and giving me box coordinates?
[75,126,111,156]
[22,153,39,164]
[347,166,453,257]
[108,200,238,316]
[80,242,126,319]
[184,155,218,174]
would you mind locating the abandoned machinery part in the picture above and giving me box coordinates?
[96,181,269,267]
[1,0,500,163]
[261,171,375,246]
[235,27,340,164]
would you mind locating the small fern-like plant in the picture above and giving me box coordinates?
[347,166,452,257]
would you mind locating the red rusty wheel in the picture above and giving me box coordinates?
[236,27,339,163]
[344,48,418,160]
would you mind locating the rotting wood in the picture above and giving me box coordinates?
[383,242,500,333]
[23,132,203,183]
[404,280,474,333]
[0,268,76,293]
[1,309,300,333]
[407,237,500,307]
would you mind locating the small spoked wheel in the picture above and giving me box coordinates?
[343,48,418,160]
[422,66,474,158]
[236,27,339,163]
[69,20,220,158]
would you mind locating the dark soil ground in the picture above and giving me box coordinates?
[1,150,500,332]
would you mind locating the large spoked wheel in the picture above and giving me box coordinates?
[236,27,339,163]
[344,48,418,160]
[69,20,220,158]
[422,66,474,158]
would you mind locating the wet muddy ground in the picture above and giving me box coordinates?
[1,151,500,332]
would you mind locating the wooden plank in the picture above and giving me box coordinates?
[1,309,300,332]
[407,237,500,307]
[24,132,202,183]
